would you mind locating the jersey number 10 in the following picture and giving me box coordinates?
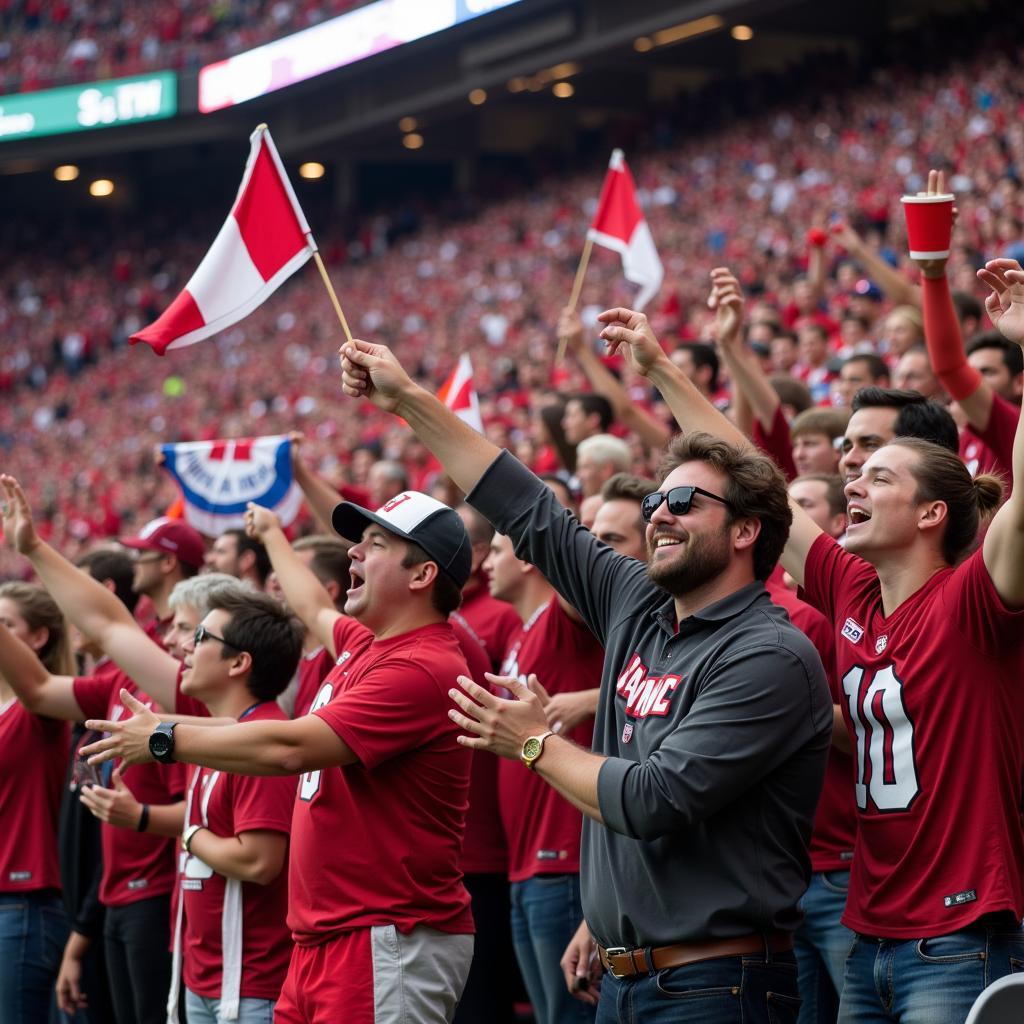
[841,664,920,812]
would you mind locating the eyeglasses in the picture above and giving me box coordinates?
[641,486,733,523]
[193,624,242,651]
[132,551,164,564]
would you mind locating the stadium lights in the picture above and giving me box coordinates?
[53,164,79,181]
[299,162,326,179]
[89,178,114,197]
[403,132,424,150]
[507,60,582,95]
[552,82,574,99]
[634,14,725,51]
[398,116,417,132]
[469,88,487,105]
[507,77,527,93]
[731,24,754,41]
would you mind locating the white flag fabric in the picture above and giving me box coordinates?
[587,149,664,310]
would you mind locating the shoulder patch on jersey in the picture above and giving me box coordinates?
[842,617,865,645]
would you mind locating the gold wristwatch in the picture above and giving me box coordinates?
[521,730,554,771]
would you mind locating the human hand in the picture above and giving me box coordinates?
[557,306,586,354]
[596,308,668,377]
[244,502,281,540]
[707,267,745,346]
[560,919,601,1006]
[81,689,160,766]
[977,258,1024,347]
[339,339,417,414]
[529,677,598,734]
[55,937,90,1014]
[78,766,143,829]
[448,672,550,759]
[911,168,953,279]
[0,475,41,555]
[829,218,864,253]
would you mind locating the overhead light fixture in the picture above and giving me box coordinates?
[552,81,574,99]
[54,164,79,181]
[640,14,724,51]
[403,132,424,150]
[299,162,325,179]
[398,116,417,132]
[507,77,527,93]
[731,24,754,41]
[469,88,487,105]
[89,179,114,197]
[634,37,653,52]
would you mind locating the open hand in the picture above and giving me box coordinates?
[707,267,745,346]
[81,689,160,767]
[977,258,1024,347]
[0,475,41,556]
[448,672,550,759]
[79,767,144,829]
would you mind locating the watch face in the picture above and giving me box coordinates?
[151,733,171,757]
[523,737,541,761]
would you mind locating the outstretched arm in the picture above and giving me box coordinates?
[977,259,1024,606]
[244,503,342,656]
[559,307,670,449]
[831,219,921,307]
[0,621,83,719]
[0,476,180,709]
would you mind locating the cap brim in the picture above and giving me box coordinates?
[331,502,415,546]
[118,536,154,552]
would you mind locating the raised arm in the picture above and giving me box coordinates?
[0,476,180,709]
[244,502,342,655]
[977,258,1024,606]
[0,621,83,719]
[831,218,921,308]
[559,306,670,449]
[288,432,343,535]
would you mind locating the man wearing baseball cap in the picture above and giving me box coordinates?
[119,518,205,639]
[83,491,477,1024]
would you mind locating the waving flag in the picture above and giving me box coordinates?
[588,149,663,310]
[159,436,302,536]
[132,125,316,355]
[437,354,484,433]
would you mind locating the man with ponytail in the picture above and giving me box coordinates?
[578,255,1024,1023]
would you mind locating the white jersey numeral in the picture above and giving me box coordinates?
[298,682,334,802]
[841,664,919,812]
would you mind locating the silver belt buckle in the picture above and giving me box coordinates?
[603,947,629,979]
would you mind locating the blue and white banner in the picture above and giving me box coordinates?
[160,435,302,536]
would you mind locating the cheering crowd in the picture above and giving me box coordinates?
[2,153,1024,1021]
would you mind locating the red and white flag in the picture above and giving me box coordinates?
[437,354,483,433]
[131,126,316,355]
[588,149,663,310]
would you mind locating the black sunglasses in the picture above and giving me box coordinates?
[641,486,732,523]
[193,624,243,651]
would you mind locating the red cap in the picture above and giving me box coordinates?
[119,517,205,569]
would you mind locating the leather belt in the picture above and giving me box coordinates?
[599,932,793,979]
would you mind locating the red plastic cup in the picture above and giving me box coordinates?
[901,193,955,260]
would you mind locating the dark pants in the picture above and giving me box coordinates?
[595,950,801,1023]
[0,889,68,1024]
[104,895,172,1024]
[456,872,518,1024]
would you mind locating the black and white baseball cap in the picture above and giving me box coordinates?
[332,492,472,588]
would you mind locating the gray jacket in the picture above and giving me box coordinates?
[469,451,832,948]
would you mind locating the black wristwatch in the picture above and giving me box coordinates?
[149,722,177,764]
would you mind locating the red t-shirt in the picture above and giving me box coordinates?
[965,392,1019,486]
[293,646,337,719]
[803,534,1024,937]
[752,405,798,482]
[181,702,295,1001]
[73,663,182,906]
[289,621,474,944]
[766,568,856,873]
[455,579,523,671]
[959,430,1002,481]
[497,597,603,882]
[0,699,68,892]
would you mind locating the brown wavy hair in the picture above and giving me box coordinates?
[0,582,74,675]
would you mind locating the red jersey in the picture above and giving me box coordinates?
[289,621,474,944]
[959,430,1001,481]
[752,405,798,482]
[766,569,856,873]
[74,662,182,906]
[455,578,522,670]
[965,392,1019,486]
[497,596,603,882]
[181,702,295,1001]
[803,534,1024,937]
[0,699,68,892]
[293,645,337,719]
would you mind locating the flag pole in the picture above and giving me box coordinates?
[312,250,354,345]
[556,236,594,363]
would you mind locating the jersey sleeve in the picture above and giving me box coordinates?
[944,547,1024,657]
[227,772,295,836]
[72,674,116,721]
[801,532,876,624]
[314,656,457,770]
[332,615,372,658]
[753,405,798,482]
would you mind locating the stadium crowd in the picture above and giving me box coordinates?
[3,8,1024,1024]
[0,0,373,93]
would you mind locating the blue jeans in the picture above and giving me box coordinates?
[838,919,1024,1023]
[184,988,275,1023]
[795,870,855,1023]
[595,950,801,1023]
[0,890,69,1024]
[510,874,595,1024]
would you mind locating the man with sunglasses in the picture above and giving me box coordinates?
[333,337,832,1023]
